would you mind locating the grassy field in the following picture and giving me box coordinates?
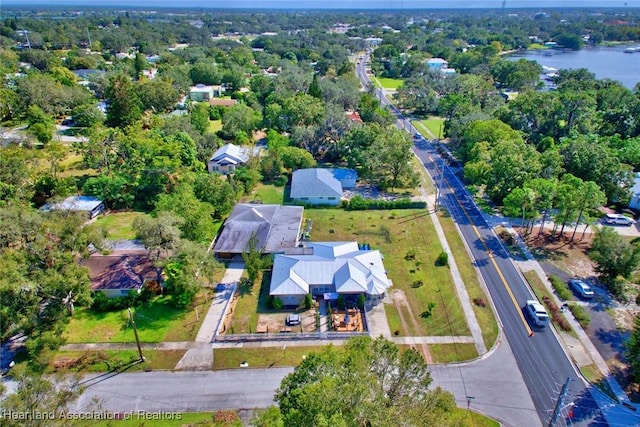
[227,273,262,334]
[241,182,287,204]
[306,208,470,337]
[64,293,211,343]
[414,117,445,139]
[439,214,499,350]
[78,412,240,427]
[208,119,222,133]
[429,343,478,363]
[373,76,404,89]
[93,210,151,240]
[48,349,186,373]
[213,346,329,370]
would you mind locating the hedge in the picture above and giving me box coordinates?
[344,195,426,211]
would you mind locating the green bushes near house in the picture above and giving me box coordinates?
[344,195,426,210]
[549,275,572,301]
[91,288,155,312]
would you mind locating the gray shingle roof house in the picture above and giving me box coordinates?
[270,242,391,306]
[207,143,249,174]
[290,168,358,206]
[213,204,304,259]
[41,195,105,219]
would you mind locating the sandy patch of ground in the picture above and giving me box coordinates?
[255,310,317,333]
[390,289,433,363]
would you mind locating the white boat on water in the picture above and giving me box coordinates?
[623,47,640,53]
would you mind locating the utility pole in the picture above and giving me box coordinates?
[549,377,571,427]
[435,158,445,211]
[128,308,145,362]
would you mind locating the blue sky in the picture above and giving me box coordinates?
[3,0,640,8]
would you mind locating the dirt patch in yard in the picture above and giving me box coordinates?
[391,290,433,363]
[521,229,596,279]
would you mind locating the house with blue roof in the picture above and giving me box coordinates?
[290,168,357,206]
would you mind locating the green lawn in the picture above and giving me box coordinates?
[48,349,186,373]
[79,412,241,427]
[208,119,222,133]
[429,343,478,363]
[64,293,211,343]
[439,214,499,350]
[414,117,445,139]
[373,76,404,89]
[93,211,151,240]
[306,209,470,337]
[214,346,330,370]
[241,182,287,204]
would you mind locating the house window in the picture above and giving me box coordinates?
[120,289,130,295]
[328,197,336,200]
[300,197,308,200]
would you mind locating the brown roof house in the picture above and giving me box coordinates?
[81,250,159,298]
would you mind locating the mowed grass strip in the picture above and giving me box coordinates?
[78,412,229,427]
[306,209,470,337]
[93,210,151,240]
[414,117,445,139]
[374,77,404,89]
[213,346,334,370]
[48,349,186,373]
[428,343,478,364]
[65,293,211,343]
[439,214,499,350]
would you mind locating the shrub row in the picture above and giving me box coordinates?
[344,195,426,211]
[91,287,154,312]
[549,275,572,301]
[568,303,591,328]
[542,296,572,332]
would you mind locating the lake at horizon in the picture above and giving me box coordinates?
[508,46,640,90]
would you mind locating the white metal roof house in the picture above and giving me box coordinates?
[207,143,249,174]
[189,84,224,102]
[213,203,304,259]
[290,168,358,206]
[270,242,392,306]
[41,195,105,219]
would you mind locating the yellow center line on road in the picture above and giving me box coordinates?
[444,170,535,338]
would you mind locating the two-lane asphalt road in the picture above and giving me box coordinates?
[354,55,640,426]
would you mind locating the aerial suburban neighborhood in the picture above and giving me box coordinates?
[2,2,640,427]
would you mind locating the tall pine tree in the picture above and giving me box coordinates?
[308,73,321,99]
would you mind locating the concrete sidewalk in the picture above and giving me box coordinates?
[504,224,638,411]
[175,262,244,370]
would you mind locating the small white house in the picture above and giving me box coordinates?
[189,84,224,101]
[628,172,640,210]
[290,168,358,206]
[41,195,105,219]
[207,143,249,174]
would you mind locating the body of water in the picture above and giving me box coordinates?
[508,46,640,90]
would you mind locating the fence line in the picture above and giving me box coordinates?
[213,331,369,342]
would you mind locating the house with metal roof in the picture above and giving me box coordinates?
[269,242,392,306]
[40,195,105,219]
[213,204,304,259]
[290,168,358,206]
[207,143,249,174]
